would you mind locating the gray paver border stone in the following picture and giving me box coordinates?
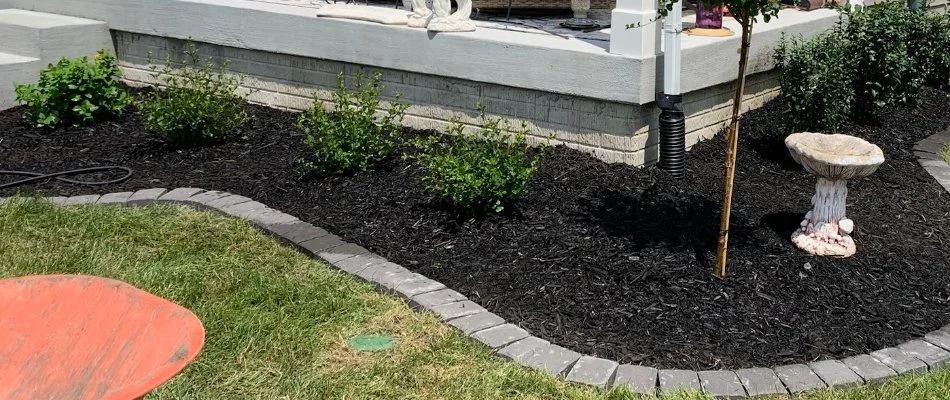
[181,190,231,208]
[497,336,549,362]
[698,370,746,399]
[126,188,168,206]
[204,193,253,209]
[47,196,69,206]
[319,242,369,264]
[924,331,950,352]
[332,254,388,276]
[263,221,329,250]
[447,311,505,335]
[613,365,658,396]
[355,262,411,283]
[774,363,827,394]
[410,288,468,310]
[471,323,529,349]
[918,130,950,192]
[841,354,896,383]
[897,339,950,370]
[519,344,582,377]
[218,200,269,219]
[566,356,619,390]
[97,191,134,205]
[429,300,487,321]
[156,188,205,202]
[62,194,101,206]
[659,369,701,395]
[809,360,863,388]
[36,186,950,397]
[297,234,347,257]
[372,272,429,294]
[872,347,929,375]
[395,278,446,298]
[735,368,787,397]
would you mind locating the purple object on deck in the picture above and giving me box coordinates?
[695,0,723,29]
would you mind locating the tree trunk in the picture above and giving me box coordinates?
[714,22,753,278]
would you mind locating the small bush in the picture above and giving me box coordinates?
[14,50,132,128]
[942,143,950,165]
[297,72,408,174]
[139,42,247,146]
[774,32,857,132]
[412,112,544,213]
[843,2,925,116]
[776,3,950,126]
[906,10,950,90]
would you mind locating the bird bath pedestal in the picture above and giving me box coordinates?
[786,132,885,257]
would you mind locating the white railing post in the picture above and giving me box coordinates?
[609,0,661,58]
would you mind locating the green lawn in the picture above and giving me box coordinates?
[1,198,948,400]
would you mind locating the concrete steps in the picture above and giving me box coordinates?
[0,51,41,110]
[0,9,112,110]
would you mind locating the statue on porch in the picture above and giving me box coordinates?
[408,0,476,32]
[407,0,433,27]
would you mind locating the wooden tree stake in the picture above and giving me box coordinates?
[714,21,753,278]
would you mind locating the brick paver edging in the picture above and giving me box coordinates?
[916,129,950,193]
[3,175,949,397]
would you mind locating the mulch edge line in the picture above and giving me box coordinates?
[3,180,950,399]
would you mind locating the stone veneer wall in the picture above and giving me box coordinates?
[115,31,778,166]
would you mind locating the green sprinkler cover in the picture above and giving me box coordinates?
[348,335,396,352]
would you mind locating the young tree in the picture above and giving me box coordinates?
[639,0,783,277]
[710,0,782,277]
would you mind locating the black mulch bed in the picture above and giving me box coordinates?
[3,90,950,370]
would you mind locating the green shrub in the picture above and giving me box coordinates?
[842,2,925,117]
[139,42,247,146]
[942,143,950,165]
[14,50,132,128]
[774,32,857,132]
[297,72,408,174]
[906,10,950,90]
[777,3,950,126]
[412,112,544,213]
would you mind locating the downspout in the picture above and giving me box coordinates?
[657,0,686,178]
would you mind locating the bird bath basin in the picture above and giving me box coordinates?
[786,132,885,257]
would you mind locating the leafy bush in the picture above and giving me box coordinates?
[14,50,132,128]
[138,42,247,146]
[412,112,544,213]
[774,32,857,132]
[297,72,408,174]
[906,10,950,90]
[843,2,926,116]
[775,3,950,127]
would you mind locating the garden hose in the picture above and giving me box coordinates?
[0,166,133,190]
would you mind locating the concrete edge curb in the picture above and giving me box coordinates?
[3,185,950,399]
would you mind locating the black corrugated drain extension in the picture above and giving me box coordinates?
[657,93,686,179]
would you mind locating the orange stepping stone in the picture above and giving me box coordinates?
[0,274,205,400]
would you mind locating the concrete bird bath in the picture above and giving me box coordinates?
[786,132,885,257]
